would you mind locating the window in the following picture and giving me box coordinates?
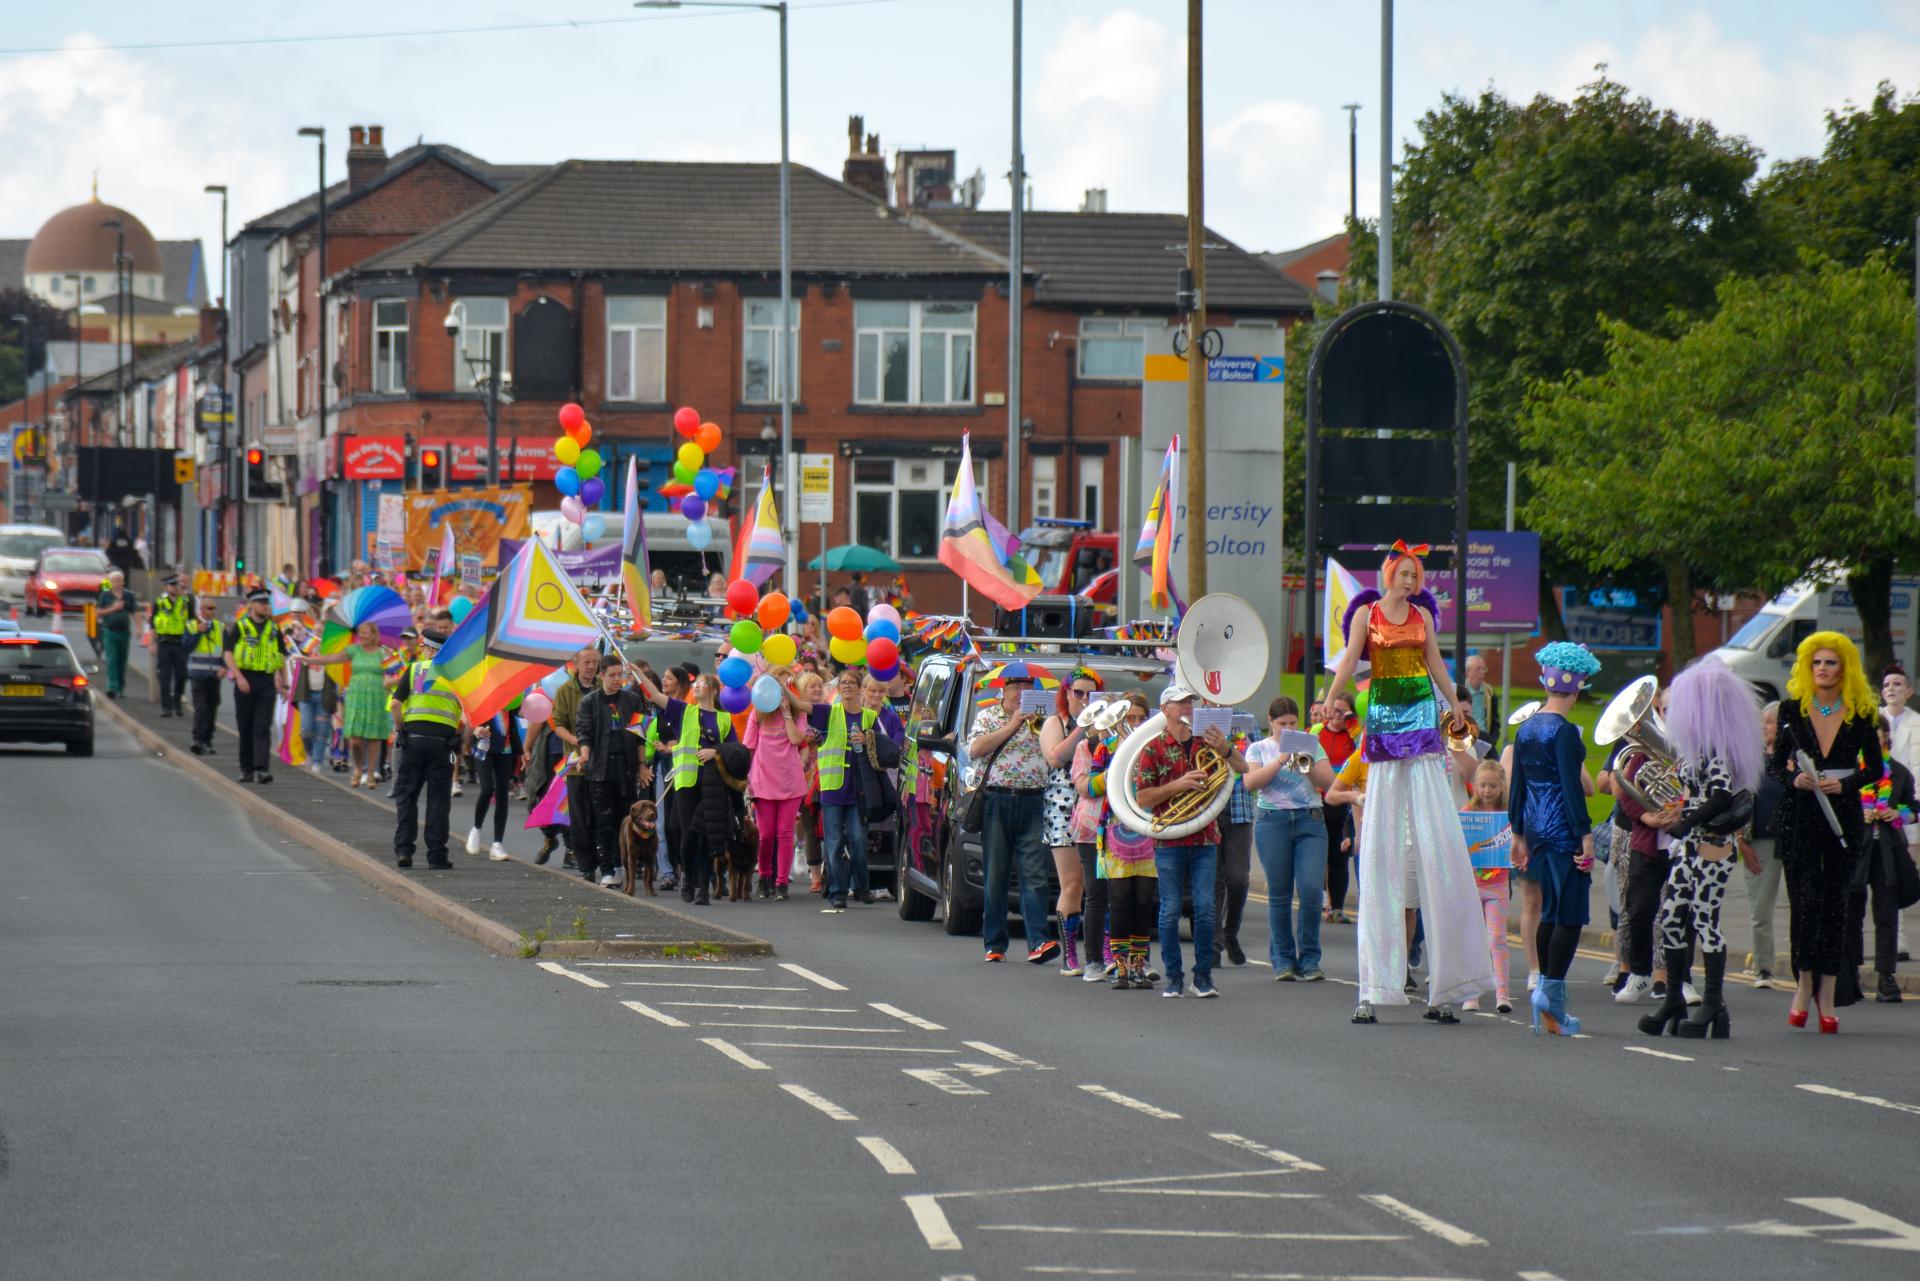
[372,299,407,393]
[853,457,987,559]
[1077,316,1157,379]
[742,299,799,403]
[452,298,507,391]
[84,275,96,292]
[1078,456,1104,526]
[1031,455,1057,521]
[607,296,666,402]
[854,301,975,405]
[49,276,61,295]
[513,297,573,398]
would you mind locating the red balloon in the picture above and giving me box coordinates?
[725,578,760,617]
[558,402,586,431]
[673,406,701,438]
[696,422,723,454]
[866,636,899,670]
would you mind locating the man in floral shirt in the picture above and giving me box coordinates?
[967,673,1056,963]
[1133,684,1248,998]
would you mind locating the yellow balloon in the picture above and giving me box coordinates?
[553,436,581,466]
[677,442,705,471]
[828,635,867,666]
[761,633,797,667]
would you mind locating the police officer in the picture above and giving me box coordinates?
[185,595,226,754]
[149,573,196,717]
[224,588,289,783]
[390,625,462,870]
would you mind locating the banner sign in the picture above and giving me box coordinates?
[341,435,406,480]
[403,485,532,569]
[1458,810,1513,871]
[1348,531,1540,635]
[798,453,834,524]
[443,439,567,483]
[458,552,483,590]
[497,536,621,582]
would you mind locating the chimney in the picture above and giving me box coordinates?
[198,306,224,348]
[842,114,889,202]
[1080,187,1108,214]
[346,123,388,192]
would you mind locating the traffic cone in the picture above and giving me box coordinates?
[52,595,62,627]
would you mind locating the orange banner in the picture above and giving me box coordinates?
[403,486,532,570]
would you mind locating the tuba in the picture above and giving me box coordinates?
[1107,594,1268,840]
[1594,674,1685,810]
[1507,700,1542,727]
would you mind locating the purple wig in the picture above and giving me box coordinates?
[1665,658,1765,794]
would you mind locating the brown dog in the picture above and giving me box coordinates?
[725,811,759,902]
[619,799,659,897]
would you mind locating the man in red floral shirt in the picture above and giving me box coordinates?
[1133,684,1249,998]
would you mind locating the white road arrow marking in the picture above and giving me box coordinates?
[1731,1198,1920,1252]
[946,1062,1008,1078]
[905,1068,990,1097]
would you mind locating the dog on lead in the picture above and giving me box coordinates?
[724,810,759,902]
[619,798,659,897]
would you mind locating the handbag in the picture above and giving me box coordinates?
[961,734,1013,834]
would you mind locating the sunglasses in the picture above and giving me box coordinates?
[1069,685,1097,696]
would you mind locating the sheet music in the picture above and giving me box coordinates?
[1019,688,1055,715]
[1231,712,1258,737]
[1190,707,1235,737]
[1275,728,1319,755]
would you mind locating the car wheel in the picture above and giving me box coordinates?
[66,735,94,758]
[940,844,981,937]
[898,868,937,922]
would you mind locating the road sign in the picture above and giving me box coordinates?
[798,453,833,524]
[173,457,196,485]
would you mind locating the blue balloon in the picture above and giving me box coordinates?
[864,618,900,644]
[449,596,474,623]
[582,513,607,541]
[686,521,713,550]
[717,656,753,689]
[694,469,721,501]
[750,673,783,714]
[790,599,808,623]
[555,466,581,497]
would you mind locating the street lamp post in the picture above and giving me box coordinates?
[297,128,326,574]
[205,184,229,572]
[636,0,792,587]
[9,313,28,523]
[447,303,513,488]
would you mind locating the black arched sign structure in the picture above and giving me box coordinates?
[1302,300,1469,712]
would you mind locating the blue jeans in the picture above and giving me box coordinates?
[1255,807,1328,974]
[981,790,1051,955]
[1155,843,1217,985]
[821,801,868,903]
[298,693,327,763]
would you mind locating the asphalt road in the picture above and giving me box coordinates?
[4,709,1919,1280]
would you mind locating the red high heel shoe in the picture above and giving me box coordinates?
[1787,1007,1808,1028]
[1819,1013,1839,1034]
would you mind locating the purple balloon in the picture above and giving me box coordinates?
[580,477,605,506]
[680,494,707,522]
[870,662,899,683]
[718,684,753,715]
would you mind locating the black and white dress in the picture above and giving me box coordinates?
[1657,753,1736,955]
[1043,714,1077,848]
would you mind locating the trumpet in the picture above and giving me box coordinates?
[1443,709,1482,754]
[1076,698,1128,733]
[1279,752,1318,773]
[1023,712,1049,734]
[1151,744,1234,834]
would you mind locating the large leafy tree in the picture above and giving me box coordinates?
[0,288,76,406]
[1759,82,1920,277]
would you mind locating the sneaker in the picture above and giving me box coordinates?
[1192,978,1219,999]
[1753,970,1774,991]
[1615,974,1652,1004]
[1496,998,1514,1014]
[1352,1001,1376,1024]
[1297,968,1325,982]
[1162,980,1185,998]
[1651,980,1668,1000]
[599,872,618,887]
[1028,940,1060,965]
[1275,968,1299,982]
[984,950,1005,962]
[450,781,464,797]
[1082,964,1107,983]
[466,827,484,855]
[776,883,789,901]
[1404,973,1418,994]
[1408,942,1425,970]
[1463,998,1480,1012]
[1682,982,1701,1007]
[488,842,511,862]
[1601,962,1621,986]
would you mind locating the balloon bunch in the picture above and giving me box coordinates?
[822,602,904,679]
[553,403,610,542]
[713,576,805,715]
[660,406,735,552]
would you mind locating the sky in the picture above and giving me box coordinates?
[3,0,1918,287]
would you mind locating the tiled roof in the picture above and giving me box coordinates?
[923,210,1314,313]
[352,161,1006,278]
[241,143,538,234]
[1261,231,1346,271]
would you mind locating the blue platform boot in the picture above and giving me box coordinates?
[1534,977,1580,1037]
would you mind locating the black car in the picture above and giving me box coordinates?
[0,629,95,755]
[894,648,1167,935]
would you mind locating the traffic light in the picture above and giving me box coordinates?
[412,439,445,490]
[244,445,283,502]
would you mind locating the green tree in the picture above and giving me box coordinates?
[0,288,76,405]
[1759,82,1920,277]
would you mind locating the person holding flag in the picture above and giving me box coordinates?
[390,623,462,869]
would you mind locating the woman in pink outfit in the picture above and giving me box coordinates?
[744,665,810,900]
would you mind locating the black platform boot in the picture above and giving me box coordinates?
[1639,948,1690,1036]
[1677,950,1730,1039]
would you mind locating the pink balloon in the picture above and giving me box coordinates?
[520,692,553,725]
[867,602,902,630]
[561,496,587,524]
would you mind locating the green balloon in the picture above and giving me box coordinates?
[576,448,603,480]
[729,619,764,655]
[673,461,697,485]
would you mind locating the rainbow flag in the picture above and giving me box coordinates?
[1322,556,1369,674]
[620,456,652,633]
[729,464,784,589]
[277,699,308,767]
[430,521,455,607]
[523,755,577,829]
[937,433,1043,612]
[1133,438,1181,613]
[432,537,604,724]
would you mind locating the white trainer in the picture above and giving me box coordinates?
[1614,974,1652,1004]
[488,842,511,862]
[465,827,484,855]
[1683,982,1701,1007]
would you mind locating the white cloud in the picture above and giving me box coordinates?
[1208,99,1356,252]
[1028,8,1185,216]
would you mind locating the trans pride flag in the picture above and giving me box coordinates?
[620,456,652,633]
[936,433,1042,612]
[729,464,785,589]
[1132,437,1182,614]
[431,537,603,724]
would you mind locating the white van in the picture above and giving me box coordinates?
[1710,574,1920,700]
[0,524,67,602]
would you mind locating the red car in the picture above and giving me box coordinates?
[25,548,112,616]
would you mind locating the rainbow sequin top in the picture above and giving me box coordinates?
[1363,603,1442,763]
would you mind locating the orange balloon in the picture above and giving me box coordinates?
[756,591,790,631]
[567,419,593,446]
[827,605,863,642]
[696,422,722,454]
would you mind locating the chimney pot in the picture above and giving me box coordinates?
[349,124,366,147]
[345,122,389,193]
[368,124,383,148]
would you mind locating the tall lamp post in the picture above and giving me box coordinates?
[205,184,229,572]
[636,0,792,587]
[447,303,513,487]
[8,313,28,524]
[297,127,326,574]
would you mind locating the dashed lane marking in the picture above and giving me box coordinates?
[1210,1132,1327,1172]
[1796,1083,1920,1117]
[619,1000,688,1027]
[780,1083,857,1120]
[979,1225,1406,1243]
[747,1041,956,1054]
[779,962,849,991]
[857,1135,916,1175]
[871,1001,947,1030]
[580,960,763,971]
[1519,1272,1571,1280]
[1623,1046,1694,1063]
[1026,1271,1481,1280]
[905,1194,963,1250]
[963,1040,1052,1069]
[1079,1084,1181,1120]
[1359,1195,1488,1247]
[536,961,609,990]
[619,980,807,991]
[702,1021,901,1034]
[698,1036,771,1071]
[905,1068,991,1097]
[1110,1188,1322,1199]
[913,1169,1296,1202]
[660,1001,857,1013]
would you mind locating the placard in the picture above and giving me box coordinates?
[1458,810,1513,871]
[458,552,483,590]
[798,453,834,524]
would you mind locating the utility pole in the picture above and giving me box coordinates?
[1378,0,1394,301]
[1342,103,1360,227]
[1007,0,1024,534]
[206,184,228,572]
[298,127,326,574]
[1183,0,1208,598]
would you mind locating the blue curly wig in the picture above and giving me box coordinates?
[1534,641,1600,692]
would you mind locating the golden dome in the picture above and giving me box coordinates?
[25,199,164,276]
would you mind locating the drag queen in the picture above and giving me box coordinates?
[1325,541,1496,1024]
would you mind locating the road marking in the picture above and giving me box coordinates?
[779,962,848,991]
[703,1021,899,1034]
[1110,1188,1321,1199]
[698,1036,770,1071]
[871,1002,946,1030]
[748,1041,956,1054]
[1211,1132,1327,1172]
[905,1194,963,1250]
[619,980,806,991]
[580,960,763,971]
[857,1135,916,1174]
[947,1063,1007,1078]
[964,1040,1051,1069]
[906,1068,991,1097]
[1623,1046,1694,1063]
[1024,1271,1482,1280]
[661,1001,858,1013]
[1731,1197,1920,1250]
[934,1169,1294,1201]
[1359,1195,1488,1246]
[1519,1272,1570,1280]
[1079,1084,1181,1120]
[620,1000,688,1027]
[979,1225,1404,1242]
[536,961,609,989]
[780,1082,857,1120]
[1796,1083,1920,1118]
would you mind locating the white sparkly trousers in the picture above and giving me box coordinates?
[1355,754,1497,1008]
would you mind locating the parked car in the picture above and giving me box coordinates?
[895,645,1169,934]
[23,547,111,616]
[0,630,95,755]
[0,524,67,603]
